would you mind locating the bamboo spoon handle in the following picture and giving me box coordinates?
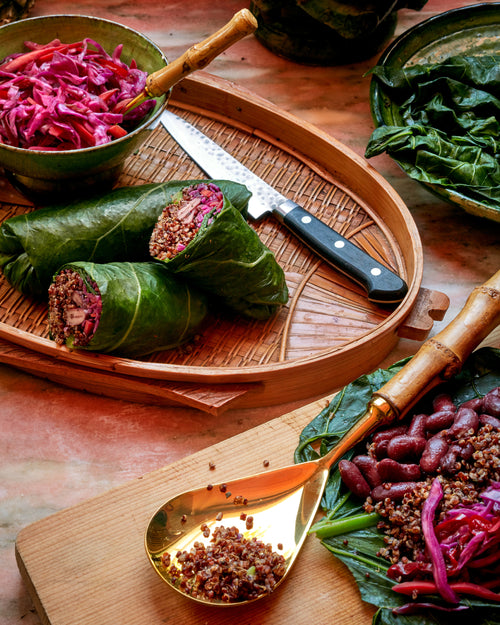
[321,270,500,470]
[145,9,257,98]
[375,269,500,417]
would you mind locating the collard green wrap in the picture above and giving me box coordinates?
[0,179,251,299]
[151,192,289,320]
[48,261,208,357]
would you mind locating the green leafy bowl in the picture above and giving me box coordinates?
[368,3,500,222]
[0,14,169,201]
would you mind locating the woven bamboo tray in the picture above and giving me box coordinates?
[0,73,449,413]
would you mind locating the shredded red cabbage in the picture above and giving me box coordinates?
[435,480,500,578]
[0,38,155,150]
[421,478,460,604]
[391,480,500,611]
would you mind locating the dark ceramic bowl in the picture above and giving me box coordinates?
[369,3,500,222]
[0,14,169,201]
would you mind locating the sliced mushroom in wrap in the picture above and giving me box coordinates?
[149,182,288,320]
[48,261,208,358]
[0,179,251,299]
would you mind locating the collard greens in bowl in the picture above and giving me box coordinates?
[368,3,500,222]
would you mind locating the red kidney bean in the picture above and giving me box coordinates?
[447,406,479,439]
[338,459,371,499]
[425,410,455,433]
[371,482,420,502]
[352,455,382,488]
[407,413,427,439]
[432,393,456,413]
[480,413,500,429]
[386,435,426,462]
[458,442,474,460]
[483,387,500,417]
[420,434,449,473]
[439,445,460,475]
[461,397,484,412]
[371,425,408,459]
[377,458,422,482]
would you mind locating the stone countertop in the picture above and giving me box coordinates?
[1,1,499,623]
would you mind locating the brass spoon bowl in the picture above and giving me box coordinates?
[145,270,500,606]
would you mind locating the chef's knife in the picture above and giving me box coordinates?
[160,110,408,304]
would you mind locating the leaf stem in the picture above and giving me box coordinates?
[326,491,351,520]
[324,545,389,572]
[311,511,380,538]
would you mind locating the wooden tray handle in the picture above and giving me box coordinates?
[145,9,257,98]
[376,269,500,417]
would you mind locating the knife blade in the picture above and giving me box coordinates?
[160,110,408,304]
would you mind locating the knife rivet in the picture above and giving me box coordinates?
[371,268,382,276]
[334,241,345,248]
[301,216,312,224]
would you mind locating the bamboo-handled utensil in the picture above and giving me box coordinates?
[145,270,500,606]
[122,9,257,113]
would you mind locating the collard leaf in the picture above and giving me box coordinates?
[324,545,398,608]
[373,607,442,625]
[294,357,410,463]
[294,358,409,511]
[0,179,251,299]
[50,261,208,358]
[367,55,500,210]
[296,347,500,625]
[156,197,288,320]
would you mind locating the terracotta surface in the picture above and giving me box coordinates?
[1,1,499,623]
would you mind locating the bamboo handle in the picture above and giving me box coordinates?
[145,9,257,97]
[376,269,500,417]
[321,270,500,471]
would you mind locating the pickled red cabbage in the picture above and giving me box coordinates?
[0,38,155,150]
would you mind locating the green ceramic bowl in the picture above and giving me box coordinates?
[369,3,500,222]
[0,14,169,201]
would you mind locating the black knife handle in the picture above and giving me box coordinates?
[279,201,408,303]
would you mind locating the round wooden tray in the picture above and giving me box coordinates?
[0,73,448,412]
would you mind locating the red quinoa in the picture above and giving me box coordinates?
[162,524,286,602]
[48,268,102,347]
[149,183,224,260]
[367,424,500,564]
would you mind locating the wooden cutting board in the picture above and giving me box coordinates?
[15,395,376,625]
[15,325,500,625]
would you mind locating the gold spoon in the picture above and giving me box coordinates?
[145,270,500,606]
[121,9,257,113]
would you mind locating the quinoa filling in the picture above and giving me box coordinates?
[149,182,224,260]
[368,424,500,568]
[48,268,102,348]
[160,524,286,602]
